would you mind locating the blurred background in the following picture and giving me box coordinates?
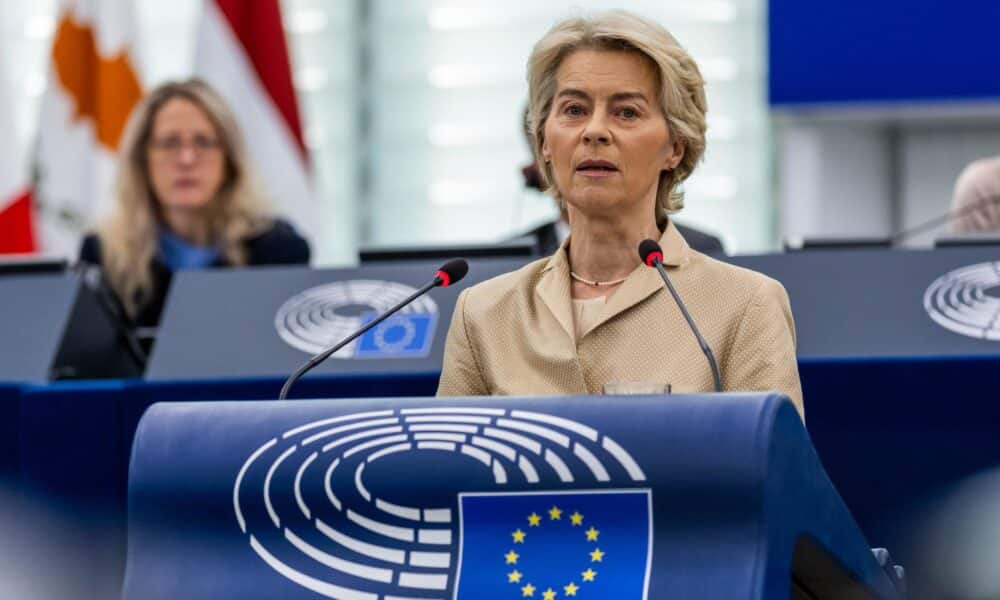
[4,0,999,262]
[3,0,998,263]
[0,0,806,262]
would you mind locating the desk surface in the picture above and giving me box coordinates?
[147,247,1000,381]
[146,258,526,381]
[729,246,1000,360]
[0,274,79,383]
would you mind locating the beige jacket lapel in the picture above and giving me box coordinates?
[584,220,692,338]
[535,245,576,342]
[535,220,693,341]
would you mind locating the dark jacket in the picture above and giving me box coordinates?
[522,219,726,257]
[79,219,310,327]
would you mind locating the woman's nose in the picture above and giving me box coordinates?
[582,115,611,144]
[176,146,198,165]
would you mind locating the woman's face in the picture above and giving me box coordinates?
[542,49,683,219]
[146,97,226,212]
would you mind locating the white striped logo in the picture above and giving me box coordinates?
[233,407,647,599]
[274,280,440,357]
[924,262,1000,341]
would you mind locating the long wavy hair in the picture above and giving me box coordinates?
[96,78,270,318]
[526,10,708,218]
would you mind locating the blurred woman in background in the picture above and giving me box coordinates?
[79,79,310,327]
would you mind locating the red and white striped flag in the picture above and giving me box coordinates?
[0,63,36,254]
[195,0,314,241]
[34,0,143,256]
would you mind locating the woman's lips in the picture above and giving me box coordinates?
[576,159,619,178]
[577,169,618,178]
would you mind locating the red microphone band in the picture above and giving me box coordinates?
[435,270,451,287]
[645,251,664,267]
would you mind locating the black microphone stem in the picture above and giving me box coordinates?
[651,259,722,393]
[279,278,439,401]
[890,194,1000,245]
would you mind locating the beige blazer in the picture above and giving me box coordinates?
[437,221,804,418]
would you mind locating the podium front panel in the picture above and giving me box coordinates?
[124,394,896,599]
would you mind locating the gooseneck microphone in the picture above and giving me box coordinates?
[890,193,1000,245]
[278,259,469,401]
[638,239,722,393]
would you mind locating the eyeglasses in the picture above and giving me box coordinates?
[148,135,222,159]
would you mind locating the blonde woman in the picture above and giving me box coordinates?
[79,79,310,327]
[438,11,803,417]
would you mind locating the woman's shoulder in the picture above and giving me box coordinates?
[245,218,311,265]
[459,256,551,309]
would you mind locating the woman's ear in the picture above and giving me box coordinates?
[664,139,685,171]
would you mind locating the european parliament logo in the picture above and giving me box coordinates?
[456,490,652,599]
[274,280,440,357]
[924,262,1000,341]
[234,407,652,599]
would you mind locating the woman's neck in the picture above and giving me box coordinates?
[567,211,661,298]
[161,208,211,246]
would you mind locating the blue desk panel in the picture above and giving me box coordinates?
[0,384,20,482]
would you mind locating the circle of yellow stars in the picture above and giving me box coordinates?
[503,505,604,597]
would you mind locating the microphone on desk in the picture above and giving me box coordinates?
[278,258,470,401]
[890,193,1000,246]
[785,195,1000,250]
[638,239,722,392]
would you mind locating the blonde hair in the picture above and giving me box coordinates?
[97,78,270,318]
[526,10,708,217]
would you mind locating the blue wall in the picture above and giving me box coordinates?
[769,0,1000,105]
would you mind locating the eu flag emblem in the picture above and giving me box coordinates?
[355,311,437,358]
[455,490,652,599]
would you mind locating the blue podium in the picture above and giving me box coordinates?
[124,394,898,599]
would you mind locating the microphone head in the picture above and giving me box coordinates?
[435,258,469,287]
[638,239,664,267]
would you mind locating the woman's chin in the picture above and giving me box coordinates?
[565,190,629,215]
[160,196,212,211]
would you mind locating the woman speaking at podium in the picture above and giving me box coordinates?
[438,11,804,418]
[79,79,310,328]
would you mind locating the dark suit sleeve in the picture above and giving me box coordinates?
[675,223,725,255]
[79,234,103,265]
[247,219,311,265]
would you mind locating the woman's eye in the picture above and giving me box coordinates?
[564,104,585,117]
[620,107,639,120]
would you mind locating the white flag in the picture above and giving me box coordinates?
[0,61,36,254]
[195,0,315,242]
[34,0,143,257]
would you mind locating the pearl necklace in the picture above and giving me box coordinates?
[569,271,628,287]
